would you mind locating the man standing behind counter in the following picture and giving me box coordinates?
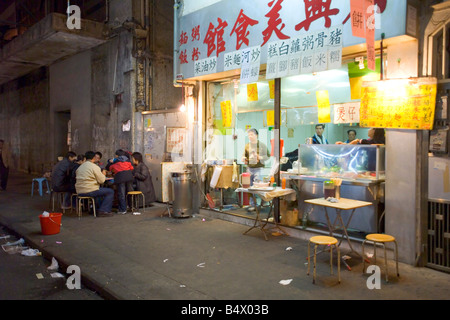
[76,151,114,217]
[312,124,328,144]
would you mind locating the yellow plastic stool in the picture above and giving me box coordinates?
[307,236,340,284]
[127,191,145,213]
[77,196,96,219]
[362,233,399,282]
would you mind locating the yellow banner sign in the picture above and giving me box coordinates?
[266,110,274,127]
[220,100,233,128]
[360,77,437,130]
[316,90,331,123]
[269,80,275,100]
[247,83,258,102]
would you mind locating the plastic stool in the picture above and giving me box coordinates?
[307,236,340,284]
[127,191,145,212]
[70,193,78,214]
[77,196,96,219]
[31,178,50,197]
[362,233,399,282]
[49,190,69,213]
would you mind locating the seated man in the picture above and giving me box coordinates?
[51,151,77,208]
[75,151,114,217]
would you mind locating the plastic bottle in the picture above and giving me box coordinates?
[270,176,275,184]
[281,177,286,189]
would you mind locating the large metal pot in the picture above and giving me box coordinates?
[170,171,193,218]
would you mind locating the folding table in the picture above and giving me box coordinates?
[236,187,295,240]
[304,197,373,257]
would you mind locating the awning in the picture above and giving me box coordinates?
[0,13,107,85]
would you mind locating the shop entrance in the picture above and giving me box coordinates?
[203,60,386,238]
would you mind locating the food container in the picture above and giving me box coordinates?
[323,181,335,198]
[239,172,251,188]
[253,181,270,188]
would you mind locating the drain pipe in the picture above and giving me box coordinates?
[173,0,181,87]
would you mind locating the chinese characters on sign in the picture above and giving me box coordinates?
[166,128,187,154]
[240,46,261,84]
[220,100,233,127]
[360,78,437,130]
[266,25,342,79]
[350,0,365,38]
[194,57,217,77]
[333,102,360,124]
[178,0,400,79]
[364,0,376,71]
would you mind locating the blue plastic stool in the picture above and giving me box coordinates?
[31,178,50,197]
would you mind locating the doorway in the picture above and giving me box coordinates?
[54,111,71,159]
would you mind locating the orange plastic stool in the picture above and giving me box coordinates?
[307,236,340,284]
[362,233,399,282]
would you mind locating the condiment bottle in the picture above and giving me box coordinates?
[281,177,286,189]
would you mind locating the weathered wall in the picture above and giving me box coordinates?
[151,0,182,111]
[0,67,50,173]
[50,50,92,157]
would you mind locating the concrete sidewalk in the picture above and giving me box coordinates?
[0,170,449,301]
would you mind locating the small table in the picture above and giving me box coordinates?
[304,197,372,257]
[236,187,296,240]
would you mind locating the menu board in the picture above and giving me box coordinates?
[360,77,437,130]
[166,127,187,154]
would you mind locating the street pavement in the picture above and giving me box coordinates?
[0,170,449,307]
[0,225,102,300]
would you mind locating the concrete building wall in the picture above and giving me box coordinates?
[50,50,92,156]
[385,40,420,265]
[0,0,180,174]
[0,67,50,173]
[151,0,182,111]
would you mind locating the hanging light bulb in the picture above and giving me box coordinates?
[179,104,186,112]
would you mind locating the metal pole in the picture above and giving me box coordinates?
[274,78,281,222]
[380,33,385,80]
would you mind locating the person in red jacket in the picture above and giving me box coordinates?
[106,149,134,214]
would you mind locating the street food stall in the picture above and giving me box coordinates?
[285,144,385,233]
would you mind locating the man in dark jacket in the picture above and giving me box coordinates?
[131,152,156,206]
[106,149,134,214]
[51,151,77,208]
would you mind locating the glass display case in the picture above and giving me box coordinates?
[293,144,385,181]
[287,144,386,233]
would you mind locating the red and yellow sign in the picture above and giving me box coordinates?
[360,77,437,130]
[247,83,258,101]
[220,100,233,127]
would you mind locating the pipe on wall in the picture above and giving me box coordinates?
[173,0,181,87]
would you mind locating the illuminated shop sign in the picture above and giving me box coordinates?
[360,77,437,130]
[176,0,408,79]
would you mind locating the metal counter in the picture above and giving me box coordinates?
[288,174,385,233]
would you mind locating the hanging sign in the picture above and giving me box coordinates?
[350,0,365,38]
[265,26,343,79]
[269,79,275,99]
[266,110,275,126]
[333,102,360,124]
[316,90,331,123]
[360,77,437,130]
[240,45,261,84]
[247,83,259,101]
[220,100,233,127]
[365,0,376,71]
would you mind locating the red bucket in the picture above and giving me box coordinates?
[39,213,62,235]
